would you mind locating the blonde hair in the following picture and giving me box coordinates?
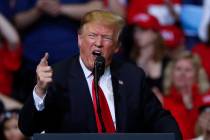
[79,10,125,40]
[163,51,209,95]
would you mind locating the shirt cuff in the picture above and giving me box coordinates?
[33,87,46,111]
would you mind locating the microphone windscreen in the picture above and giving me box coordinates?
[95,56,105,78]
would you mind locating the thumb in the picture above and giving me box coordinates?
[39,52,49,66]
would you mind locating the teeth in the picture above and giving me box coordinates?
[92,51,101,56]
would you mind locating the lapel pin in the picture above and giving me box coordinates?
[118,80,124,85]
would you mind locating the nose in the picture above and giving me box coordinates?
[95,36,103,48]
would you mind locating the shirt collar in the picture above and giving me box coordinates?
[79,57,92,79]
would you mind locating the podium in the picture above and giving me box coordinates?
[33,133,175,140]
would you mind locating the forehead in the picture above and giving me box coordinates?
[175,58,193,67]
[82,21,117,35]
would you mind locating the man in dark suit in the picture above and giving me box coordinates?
[18,10,182,139]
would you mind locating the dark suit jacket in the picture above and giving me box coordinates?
[18,55,182,139]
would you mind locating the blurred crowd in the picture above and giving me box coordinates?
[0,0,210,140]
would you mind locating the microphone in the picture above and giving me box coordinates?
[93,55,106,132]
[94,55,105,83]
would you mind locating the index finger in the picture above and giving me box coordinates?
[39,52,49,66]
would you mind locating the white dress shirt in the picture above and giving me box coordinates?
[33,57,116,127]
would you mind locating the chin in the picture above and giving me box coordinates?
[87,62,94,71]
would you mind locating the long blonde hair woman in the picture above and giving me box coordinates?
[162,51,210,139]
[164,51,209,96]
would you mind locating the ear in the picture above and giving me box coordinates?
[78,34,82,49]
[114,46,120,54]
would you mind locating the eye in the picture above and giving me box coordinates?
[102,35,113,41]
[88,33,97,39]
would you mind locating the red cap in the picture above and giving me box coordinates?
[160,26,184,48]
[130,13,160,31]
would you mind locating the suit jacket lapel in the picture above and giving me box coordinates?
[66,57,127,132]
[111,60,127,132]
[67,56,97,132]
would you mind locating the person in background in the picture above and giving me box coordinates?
[160,25,185,60]
[193,93,210,140]
[193,23,210,81]
[13,0,103,103]
[124,13,167,94]
[0,94,22,111]
[127,0,181,26]
[103,0,126,17]
[0,13,22,96]
[0,109,28,140]
[162,51,210,139]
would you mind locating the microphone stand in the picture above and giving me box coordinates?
[94,56,106,132]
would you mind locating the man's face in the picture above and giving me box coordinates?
[78,21,119,70]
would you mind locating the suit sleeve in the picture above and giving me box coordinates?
[18,60,71,136]
[18,82,66,136]
[139,70,183,140]
[18,94,49,136]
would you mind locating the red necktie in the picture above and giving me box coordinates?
[92,80,116,133]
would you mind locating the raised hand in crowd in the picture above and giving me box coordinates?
[36,0,61,17]
[0,13,20,49]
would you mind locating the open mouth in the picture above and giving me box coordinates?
[92,50,102,57]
